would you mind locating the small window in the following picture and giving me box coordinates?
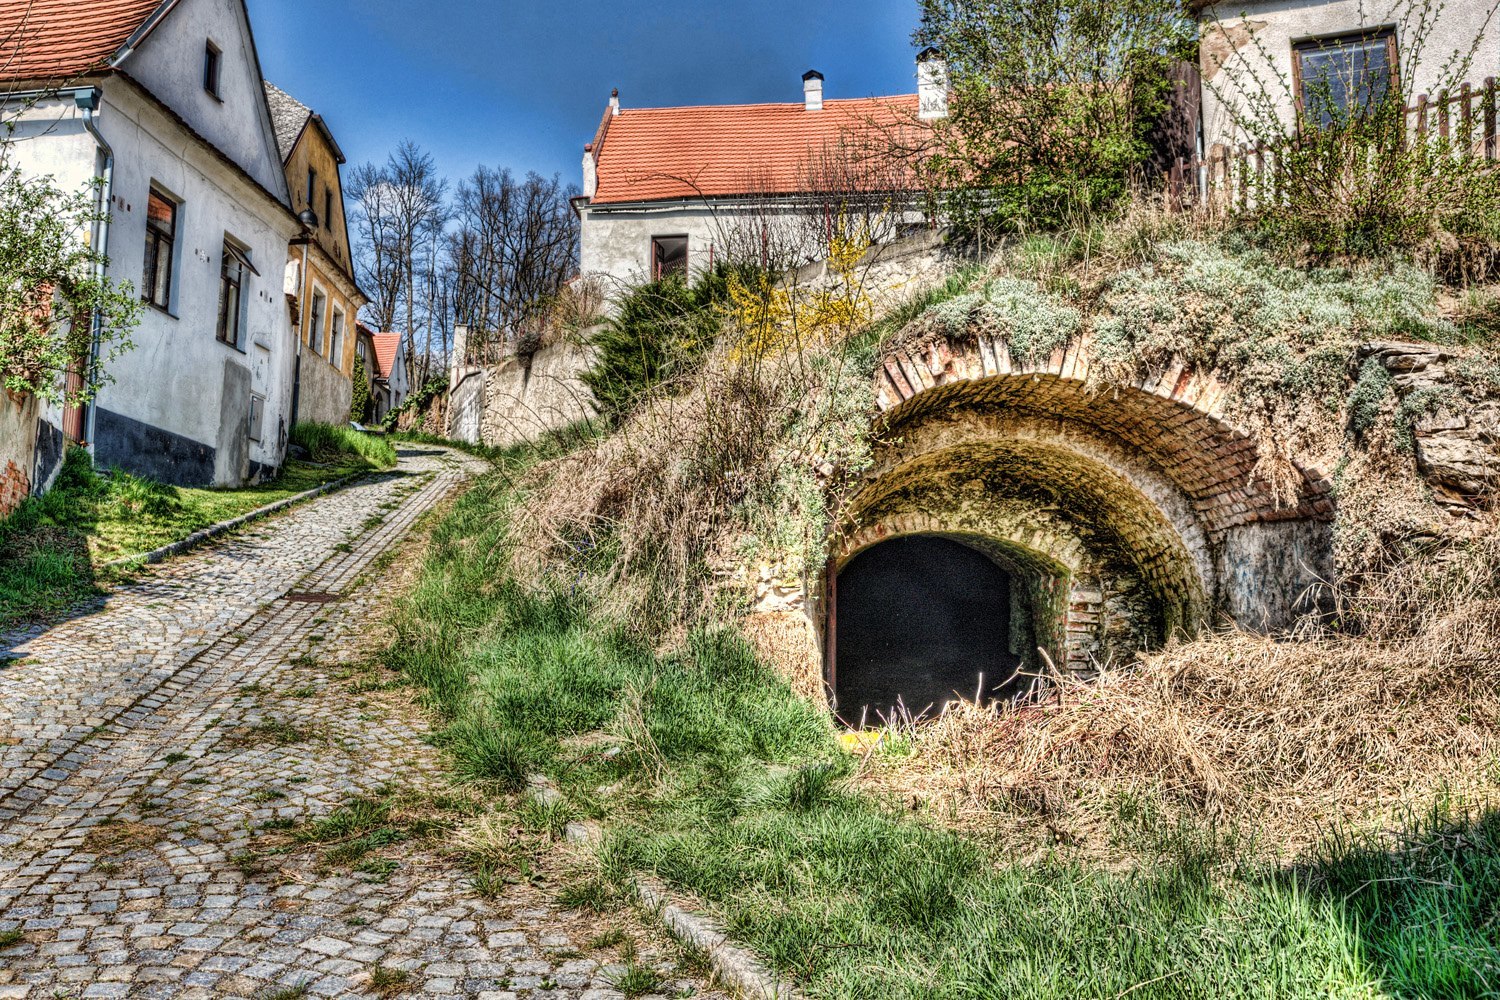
[1295,29,1398,128]
[309,289,327,355]
[652,235,689,280]
[203,42,222,99]
[306,169,317,212]
[248,393,265,442]
[329,307,345,368]
[217,241,250,348]
[143,189,177,310]
[324,189,334,230]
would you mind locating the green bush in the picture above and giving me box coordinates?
[350,354,373,425]
[290,422,397,468]
[582,272,728,421]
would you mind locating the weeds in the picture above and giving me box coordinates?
[290,422,397,468]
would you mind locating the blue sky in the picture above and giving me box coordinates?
[246,0,924,190]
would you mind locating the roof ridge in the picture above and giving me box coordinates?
[615,93,918,115]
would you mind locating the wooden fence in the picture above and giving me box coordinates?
[1165,77,1499,211]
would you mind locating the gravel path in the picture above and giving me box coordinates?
[0,446,723,1000]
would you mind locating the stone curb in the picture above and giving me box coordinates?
[635,881,806,1000]
[538,777,805,1000]
[103,471,366,570]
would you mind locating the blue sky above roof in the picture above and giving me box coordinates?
[246,0,921,188]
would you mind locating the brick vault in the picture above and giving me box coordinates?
[824,330,1335,721]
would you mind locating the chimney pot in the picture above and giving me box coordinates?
[609,88,620,116]
[917,49,948,120]
[803,70,824,112]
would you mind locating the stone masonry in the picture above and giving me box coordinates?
[0,445,725,1000]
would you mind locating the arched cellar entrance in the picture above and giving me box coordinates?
[823,337,1337,722]
[832,535,1049,724]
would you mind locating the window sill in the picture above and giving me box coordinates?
[217,337,248,356]
[143,300,178,320]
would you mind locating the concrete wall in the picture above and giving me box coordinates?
[447,342,597,448]
[1200,0,1498,150]
[580,199,921,300]
[448,368,484,445]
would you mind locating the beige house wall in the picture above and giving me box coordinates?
[1200,0,1498,151]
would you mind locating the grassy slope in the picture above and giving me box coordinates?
[0,424,395,632]
[389,463,1500,1000]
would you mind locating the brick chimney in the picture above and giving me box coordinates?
[917,48,948,120]
[803,70,824,111]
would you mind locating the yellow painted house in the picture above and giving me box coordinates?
[266,82,368,426]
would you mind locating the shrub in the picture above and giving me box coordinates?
[916,0,1194,233]
[289,422,397,468]
[581,272,726,422]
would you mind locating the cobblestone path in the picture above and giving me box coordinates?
[0,446,723,1000]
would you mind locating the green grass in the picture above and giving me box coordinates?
[290,421,398,467]
[386,462,1500,1000]
[0,426,397,631]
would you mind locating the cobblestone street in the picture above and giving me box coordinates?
[0,446,722,1000]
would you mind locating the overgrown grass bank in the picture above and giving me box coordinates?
[389,465,1500,999]
[0,424,396,631]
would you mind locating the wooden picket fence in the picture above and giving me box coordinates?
[1165,77,1500,212]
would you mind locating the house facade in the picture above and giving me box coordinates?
[363,328,409,422]
[0,0,301,489]
[1199,0,1497,152]
[266,81,367,428]
[575,50,946,295]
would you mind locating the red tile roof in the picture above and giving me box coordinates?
[369,332,402,382]
[589,95,925,206]
[0,0,164,82]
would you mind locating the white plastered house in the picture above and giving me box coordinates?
[0,0,301,489]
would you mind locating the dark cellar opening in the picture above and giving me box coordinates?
[831,535,1028,726]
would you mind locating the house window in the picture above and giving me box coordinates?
[324,189,334,230]
[329,307,345,368]
[248,393,265,443]
[306,169,317,212]
[143,189,177,310]
[217,241,251,348]
[1295,29,1398,127]
[309,289,326,355]
[203,42,221,99]
[652,236,689,280]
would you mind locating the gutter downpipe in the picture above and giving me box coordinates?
[76,87,113,456]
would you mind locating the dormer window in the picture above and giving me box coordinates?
[203,42,222,99]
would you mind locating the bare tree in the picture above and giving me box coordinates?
[347,141,449,386]
[445,167,579,363]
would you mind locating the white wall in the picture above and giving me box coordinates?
[125,0,289,203]
[96,81,299,483]
[1201,0,1499,150]
[1,76,298,486]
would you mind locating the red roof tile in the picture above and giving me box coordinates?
[0,0,164,82]
[369,332,402,382]
[590,95,925,206]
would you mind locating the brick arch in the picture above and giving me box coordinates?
[820,332,1338,700]
[837,434,1210,644]
[874,332,1333,533]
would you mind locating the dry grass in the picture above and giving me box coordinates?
[859,584,1500,856]
[508,341,866,629]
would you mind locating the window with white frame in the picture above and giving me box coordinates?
[143,188,177,310]
[309,289,327,355]
[330,306,345,369]
[218,240,254,349]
